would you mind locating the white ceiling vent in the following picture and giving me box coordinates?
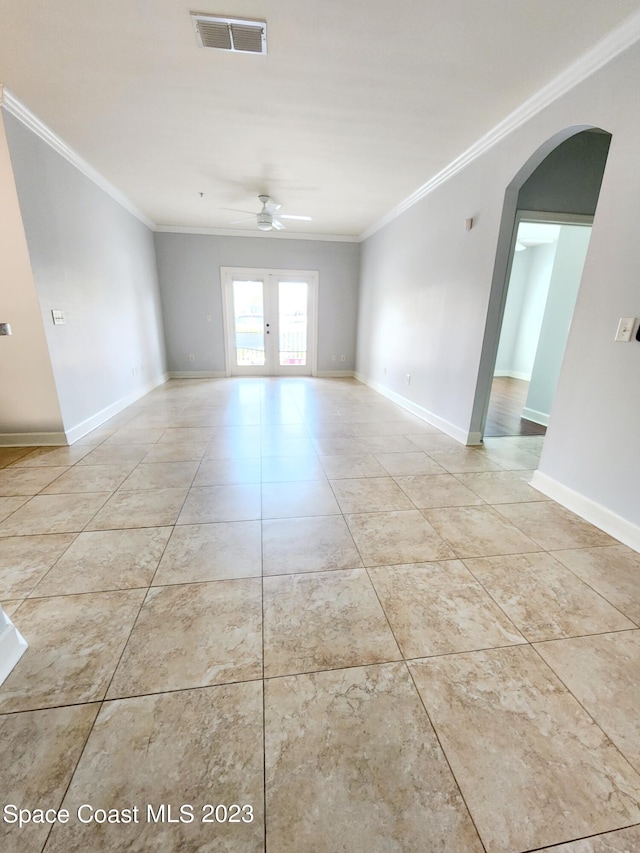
[191,14,267,54]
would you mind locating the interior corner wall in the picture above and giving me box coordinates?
[0,106,64,438]
[356,41,640,532]
[510,242,557,379]
[154,232,360,374]
[524,225,591,422]
[494,243,557,381]
[3,110,167,440]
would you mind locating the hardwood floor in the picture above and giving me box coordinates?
[485,376,547,437]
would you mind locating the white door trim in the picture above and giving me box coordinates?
[220,267,319,377]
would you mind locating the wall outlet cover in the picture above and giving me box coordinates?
[615,317,637,342]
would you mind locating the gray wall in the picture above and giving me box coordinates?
[4,112,167,435]
[524,225,591,422]
[154,233,360,374]
[517,129,611,215]
[357,41,640,529]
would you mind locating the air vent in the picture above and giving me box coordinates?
[191,14,267,54]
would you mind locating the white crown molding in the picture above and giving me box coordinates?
[0,86,156,230]
[359,9,640,242]
[155,224,359,243]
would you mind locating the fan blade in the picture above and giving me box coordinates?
[264,201,282,214]
[272,218,286,230]
[220,207,257,215]
[230,216,256,224]
[279,214,312,221]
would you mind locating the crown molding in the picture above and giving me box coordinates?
[359,9,640,242]
[154,224,359,243]
[0,86,156,230]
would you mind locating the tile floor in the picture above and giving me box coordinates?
[1,377,640,852]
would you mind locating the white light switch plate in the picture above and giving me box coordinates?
[614,317,637,342]
[51,309,66,325]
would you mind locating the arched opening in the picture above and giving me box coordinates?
[470,126,612,450]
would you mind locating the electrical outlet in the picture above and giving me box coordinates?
[206,314,212,322]
[189,354,195,362]
[406,374,411,385]
[340,355,346,362]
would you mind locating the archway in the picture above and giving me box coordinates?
[469,126,612,444]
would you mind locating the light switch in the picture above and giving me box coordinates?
[51,310,66,325]
[0,323,12,335]
[614,317,637,342]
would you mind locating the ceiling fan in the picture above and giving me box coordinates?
[223,195,312,231]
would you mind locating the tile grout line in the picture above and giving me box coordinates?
[403,659,489,853]
[527,640,640,782]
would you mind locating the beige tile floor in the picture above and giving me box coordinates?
[0,377,639,852]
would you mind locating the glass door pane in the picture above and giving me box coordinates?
[278,281,308,366]
[232,280,265,367]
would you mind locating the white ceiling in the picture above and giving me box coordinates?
[1,0,639,237]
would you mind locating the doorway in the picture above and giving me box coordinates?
[485,214,593,437]
[470,127,612,446]
[221,267,318,376]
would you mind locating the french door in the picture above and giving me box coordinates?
[221,268,317,376]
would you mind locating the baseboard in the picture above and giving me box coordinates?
[0,612,27,686]
[168,371,227,379]
[530,470,640,553]
[0,431,67,447]
[315,370,355,378]
[354,372,479,445]
[64,372,169,444]
[494,370,532,381]
[522,407,550,426]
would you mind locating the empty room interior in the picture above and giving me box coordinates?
[2,2,640,852]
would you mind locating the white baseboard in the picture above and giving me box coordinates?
[530,470,640,553]
[354,372,479,445]
[0,611,27,686]
[315,370,355,378]
[0,431,67,447]
[168,371,226,379]
[64,372,169,445]
[522,407,550,426]
[494,370,532,381]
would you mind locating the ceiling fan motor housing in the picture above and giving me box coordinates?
[257,212,272,230]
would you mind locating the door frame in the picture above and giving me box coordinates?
[474,209,594,441]
[220,266,319,377]
[483,210,593,437]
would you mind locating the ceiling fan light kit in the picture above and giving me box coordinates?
[225,195,312,232]
[257,213,272,231]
